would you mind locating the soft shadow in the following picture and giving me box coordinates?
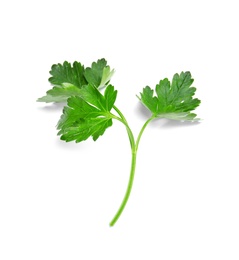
[54,137,89,151]
[134,102,151,120]
[151,117,201,129]
[36,102,65,112]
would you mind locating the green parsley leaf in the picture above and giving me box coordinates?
[37,59,114,103]
[37,61,87,103]
[37,83,83,103]
[57,84,117,142]
[84,58,115,88]
[138,71,201,121]
[48,61,87,88]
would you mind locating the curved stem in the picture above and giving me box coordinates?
[109,108,155,226]
[113,105,128,124]
[110,148,137,226]
[135,116,155,151]
[110,111,135,149]
[113,105,134,149]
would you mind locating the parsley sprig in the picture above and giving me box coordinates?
[38,58,201,226]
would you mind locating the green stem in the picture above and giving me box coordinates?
[113,105,128,124]
[135,116,155,151]
[113,105,134,149]
[109,109,155,226]
[110,147,137,226]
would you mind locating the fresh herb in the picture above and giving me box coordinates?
[38,58,201,226]
[37,59,114,103]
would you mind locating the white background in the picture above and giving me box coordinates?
[0,0,239,259]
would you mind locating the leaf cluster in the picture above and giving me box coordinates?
[38,59,201,143]
[138,71,200,121]
[37,58,114,103]
[58,84,117,142]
